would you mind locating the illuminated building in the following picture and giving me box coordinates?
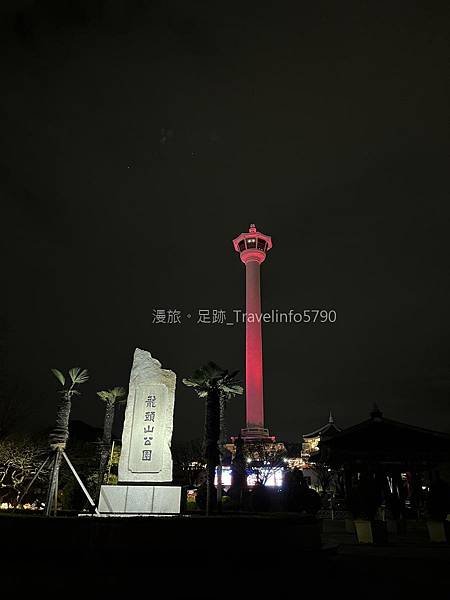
[233,224,273,440]
[299,412,341,490]
[302,412,341,464]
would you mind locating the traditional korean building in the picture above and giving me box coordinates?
[302,411,341,463]
[318,405,450,517]
[284,412,341,489]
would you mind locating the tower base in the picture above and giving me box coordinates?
[240,427,275,441]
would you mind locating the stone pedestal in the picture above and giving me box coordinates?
[99,485,181,515]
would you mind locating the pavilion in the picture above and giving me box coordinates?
[318,405,450,518]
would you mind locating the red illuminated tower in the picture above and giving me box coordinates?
[233,224,273,440]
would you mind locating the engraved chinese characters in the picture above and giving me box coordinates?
[128,384,168,473]
[119,348,176,483]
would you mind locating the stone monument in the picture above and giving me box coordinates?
[99,348,181,514]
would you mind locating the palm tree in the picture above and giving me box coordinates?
[229,434,248,508]
[217,370,242,509]
[46,367,89,516]
[96,386,126,501]
[183,362,243,515]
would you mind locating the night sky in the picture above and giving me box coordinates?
[2,1,449,442]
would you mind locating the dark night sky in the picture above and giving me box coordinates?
[1,1,449,442]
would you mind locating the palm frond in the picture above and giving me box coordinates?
[188,369,209,385]
[97,390,111,402]
[220,384,243,395]
[71,368,89,385]
[68,389,81,396]
[69,367,81,384]
[182,377,209,397]
[182,378,200,388]
[184,363,243,401]
[111,386,126,400]
[203,361,226,381]
[51,368,65,387]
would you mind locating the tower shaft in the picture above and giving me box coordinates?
[245,259,264,429]
[233,224,273,440]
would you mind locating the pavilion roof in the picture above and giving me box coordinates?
[319,405,450,465]
[303,411,341,439]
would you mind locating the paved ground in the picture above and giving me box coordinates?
[2,515,448,593]
[322,517,449,553]
[318,519,450,593]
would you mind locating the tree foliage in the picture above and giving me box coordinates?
[0,437,48,506]
[183,362,243,514]
[95,386,126,501]
[244,440,287,485]
[49,367,89,449]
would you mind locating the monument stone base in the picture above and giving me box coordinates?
[99,485,181,515]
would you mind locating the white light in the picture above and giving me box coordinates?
[214,467,232,487]
[246,469,284,488]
